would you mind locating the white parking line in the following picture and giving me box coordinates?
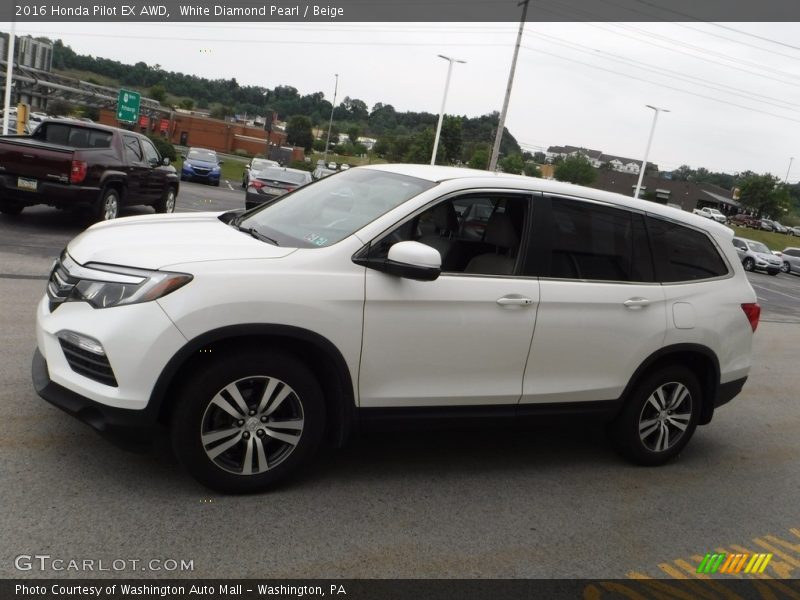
[750,282,800,302]
[226,180,234,191]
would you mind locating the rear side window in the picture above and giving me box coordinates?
[546,198,653,282]
[647,217,729,282]
[34,123,112,148]
[123,135,143,163]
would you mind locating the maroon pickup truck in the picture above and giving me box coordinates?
[0,119,179,221]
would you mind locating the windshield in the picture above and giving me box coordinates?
[748,241,770,254]
[239,168,436,248]
[256,168,309,185]
[187,149,217,162]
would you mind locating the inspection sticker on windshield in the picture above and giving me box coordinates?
[304,233,328,246]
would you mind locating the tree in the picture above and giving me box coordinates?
[738,174,790,217]
[47,99,73,116]
[179,98,195,110]
[469,146,490,170]
[149,84,167,103]
[554,155,596,186]
[210,105,233,120]
[499,153,525,174]
[533,151,546,163]
[523,162,541,178]
[347,126,360,145]
[286,115,314,151]
[440,116,463,164]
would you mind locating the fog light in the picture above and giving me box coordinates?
[57,331,106,356]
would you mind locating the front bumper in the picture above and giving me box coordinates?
[32,348,161,451]
[181,168,220,183]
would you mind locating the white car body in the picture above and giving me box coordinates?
[693,207,727,223]
[33,165,759,490]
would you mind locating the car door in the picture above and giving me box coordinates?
[732,238,748,262]
[121,134,147,204]
[521,195,667,405]
[139,137,168,204]
[358,192,540,407]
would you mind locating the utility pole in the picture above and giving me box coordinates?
[489,0,529,171]
[323,73,339,164]
[3,22,16,136]
[784,157,794,184]
[634,105,669,199]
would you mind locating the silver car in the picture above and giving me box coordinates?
[778,247,800,275]
[732,237,782,276]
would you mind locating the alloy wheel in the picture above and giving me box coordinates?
[638,381,692,453]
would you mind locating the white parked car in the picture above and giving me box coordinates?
[33,165,759,493]
[692,206,727,223]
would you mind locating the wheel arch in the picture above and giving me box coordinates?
[621,344,721,426]
[149,324,356,447]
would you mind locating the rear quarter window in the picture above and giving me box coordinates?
[647,217,729,282]
[34,123,112,148]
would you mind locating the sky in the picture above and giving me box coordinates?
[4,19,800,181]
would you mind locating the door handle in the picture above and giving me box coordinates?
[496,296,533,306]
[623,297,650,309]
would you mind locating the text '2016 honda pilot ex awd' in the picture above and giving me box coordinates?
[33,165,760,493]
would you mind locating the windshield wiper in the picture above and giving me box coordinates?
[235,224,279,246]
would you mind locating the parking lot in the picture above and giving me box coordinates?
[1,188,799,579]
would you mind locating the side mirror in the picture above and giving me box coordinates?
[354,241,441,281]
[162,157,170,166]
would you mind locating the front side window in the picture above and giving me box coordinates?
[546,198,653,282]
[648,217,729,282]
[123,135,143,163]
[140,138,161,165]
[369,193,529,276]
[238,168,435,248]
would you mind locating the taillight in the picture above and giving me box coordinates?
[286,186,295,192]
[251,180,264,190]
[70,160,87,184]
[741,303,761,332]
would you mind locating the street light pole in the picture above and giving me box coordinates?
[323,73,339,164]
[784,156,794,184]
[431,55,465,166]
[633,104,670,199]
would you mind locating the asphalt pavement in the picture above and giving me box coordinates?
[0,194,799,580]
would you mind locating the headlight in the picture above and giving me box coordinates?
[67,263,192,309]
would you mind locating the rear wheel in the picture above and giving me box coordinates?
[93,188,120,222]
[0,202,23,216]
[171,350,326,493]
[743,257,755,272]
[609,365,701,466]
[782,262,791,274]
[154,187,176,214]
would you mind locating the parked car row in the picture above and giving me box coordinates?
[732,236,800,276]
[729,213,799,235]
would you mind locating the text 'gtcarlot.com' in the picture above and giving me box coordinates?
[14,554,194,572]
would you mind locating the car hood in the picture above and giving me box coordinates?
[67,212,296,270]
[754,251,781,263]
[185,159,218,168]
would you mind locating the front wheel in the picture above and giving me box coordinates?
[171,350,326,493]
[743,257,755,272]
[154,187,177,214]
[609,365,701,466]
[782,262,791,274]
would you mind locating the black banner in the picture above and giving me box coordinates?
[4,579,800,600]
[5,0,800,23]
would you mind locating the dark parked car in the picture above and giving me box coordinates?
[181,148,222,186]
[729,213,761,229]
[245,166,312,210]
[0,119,178,220]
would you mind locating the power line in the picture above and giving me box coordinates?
[520,45,800,127]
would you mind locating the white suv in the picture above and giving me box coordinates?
[33,165,760,493]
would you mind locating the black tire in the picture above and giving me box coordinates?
[743,257,755,272]
[93,187,120,222]
[782,262,791,274]
[214,180,221,187]
[154,186,177,214]
[0,202,23,216]
[171,350,326,493]
[609,365,701,466]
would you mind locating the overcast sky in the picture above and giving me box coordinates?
[4,20,800,181]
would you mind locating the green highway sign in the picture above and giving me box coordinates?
[116,89,141,123]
